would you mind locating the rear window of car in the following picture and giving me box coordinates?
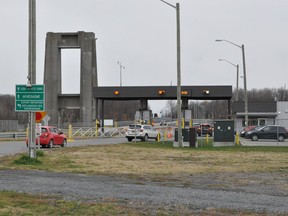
[143,126,151,130]
[129,125,141,129]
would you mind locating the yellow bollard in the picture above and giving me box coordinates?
[68,124,74,142]
[189,119,193,128]
[235,132,239,145]
[26,127,29,139]
[95,119,99,137]
[157,132,161,142]
[206,134,209,145]
[181,118,185,129]
[164,130,167,142]
[114,121,118,128]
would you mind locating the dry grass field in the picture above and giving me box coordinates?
[1,142,287,179]
[1,142,288,215]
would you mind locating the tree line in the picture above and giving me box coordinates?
[1,87,287,123]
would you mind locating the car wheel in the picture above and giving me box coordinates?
[142,134,148,142]
[127,137,133,142]
[251,135,258,141]
[48,139,54,148]
[278,135,285,142]
[61,139,67,147]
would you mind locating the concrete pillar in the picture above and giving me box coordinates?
[44,33,62,125]
[43,32,97,126]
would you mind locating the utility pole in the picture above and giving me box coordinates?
[28,0,36,158]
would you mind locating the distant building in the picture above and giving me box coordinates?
[233,101,288,132]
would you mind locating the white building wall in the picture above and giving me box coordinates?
[276,101,288,128]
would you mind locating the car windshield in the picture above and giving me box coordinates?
[129,125,141,129]
[251,125,262,131]
[255,126,266,131]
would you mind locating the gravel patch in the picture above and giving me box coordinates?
[0,169,287,214]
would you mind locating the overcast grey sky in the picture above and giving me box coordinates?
[1,0,288,114]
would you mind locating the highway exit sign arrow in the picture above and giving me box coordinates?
[15,84,45,112]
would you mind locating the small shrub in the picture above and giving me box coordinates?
[13,155,42,165]
[36,150,45,157]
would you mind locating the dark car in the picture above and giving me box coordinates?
[240,125,261,138]
[195,123,213,136]
[26,126,67,148]
[245,125,288,142]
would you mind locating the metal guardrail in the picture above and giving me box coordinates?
[0,132,26,139]
[0,125,175,140]
[70,126,174,139]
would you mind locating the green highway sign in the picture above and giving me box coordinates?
[15,84,45,111]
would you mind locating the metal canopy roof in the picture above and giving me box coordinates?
[93,86,232,100]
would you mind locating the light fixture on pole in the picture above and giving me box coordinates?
[160,0,182,147]
[216,39,248,126]
[117,61,125,87]
[218,59,239,101]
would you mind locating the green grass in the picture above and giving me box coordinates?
[0,191,272,216]
[0,191,136,216]
[12,150,45,166]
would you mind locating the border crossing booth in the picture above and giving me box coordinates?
[135,110,153,124]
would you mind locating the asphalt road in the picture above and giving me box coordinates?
[1,137,288,157]
[0,137,127,157]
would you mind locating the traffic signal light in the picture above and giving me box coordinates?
[158,90,165,95]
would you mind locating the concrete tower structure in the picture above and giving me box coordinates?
[44,31,97,126]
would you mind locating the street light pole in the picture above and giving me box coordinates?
[160,0,182,147]
[218,59,239,101]
[216,39,248,126]
[117,61,125,87]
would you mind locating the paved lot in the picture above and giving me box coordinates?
[240,137,288,146]
[0,137,127,157]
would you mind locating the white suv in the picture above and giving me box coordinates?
[126,124,160,142]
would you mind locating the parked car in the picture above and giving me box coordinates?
[194,123,213,136]
[240,125,261,138]
[26,126,67,148]
[245,125,288,142]
[126,124,160,142]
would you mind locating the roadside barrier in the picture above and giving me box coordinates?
[68,125,175,140]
